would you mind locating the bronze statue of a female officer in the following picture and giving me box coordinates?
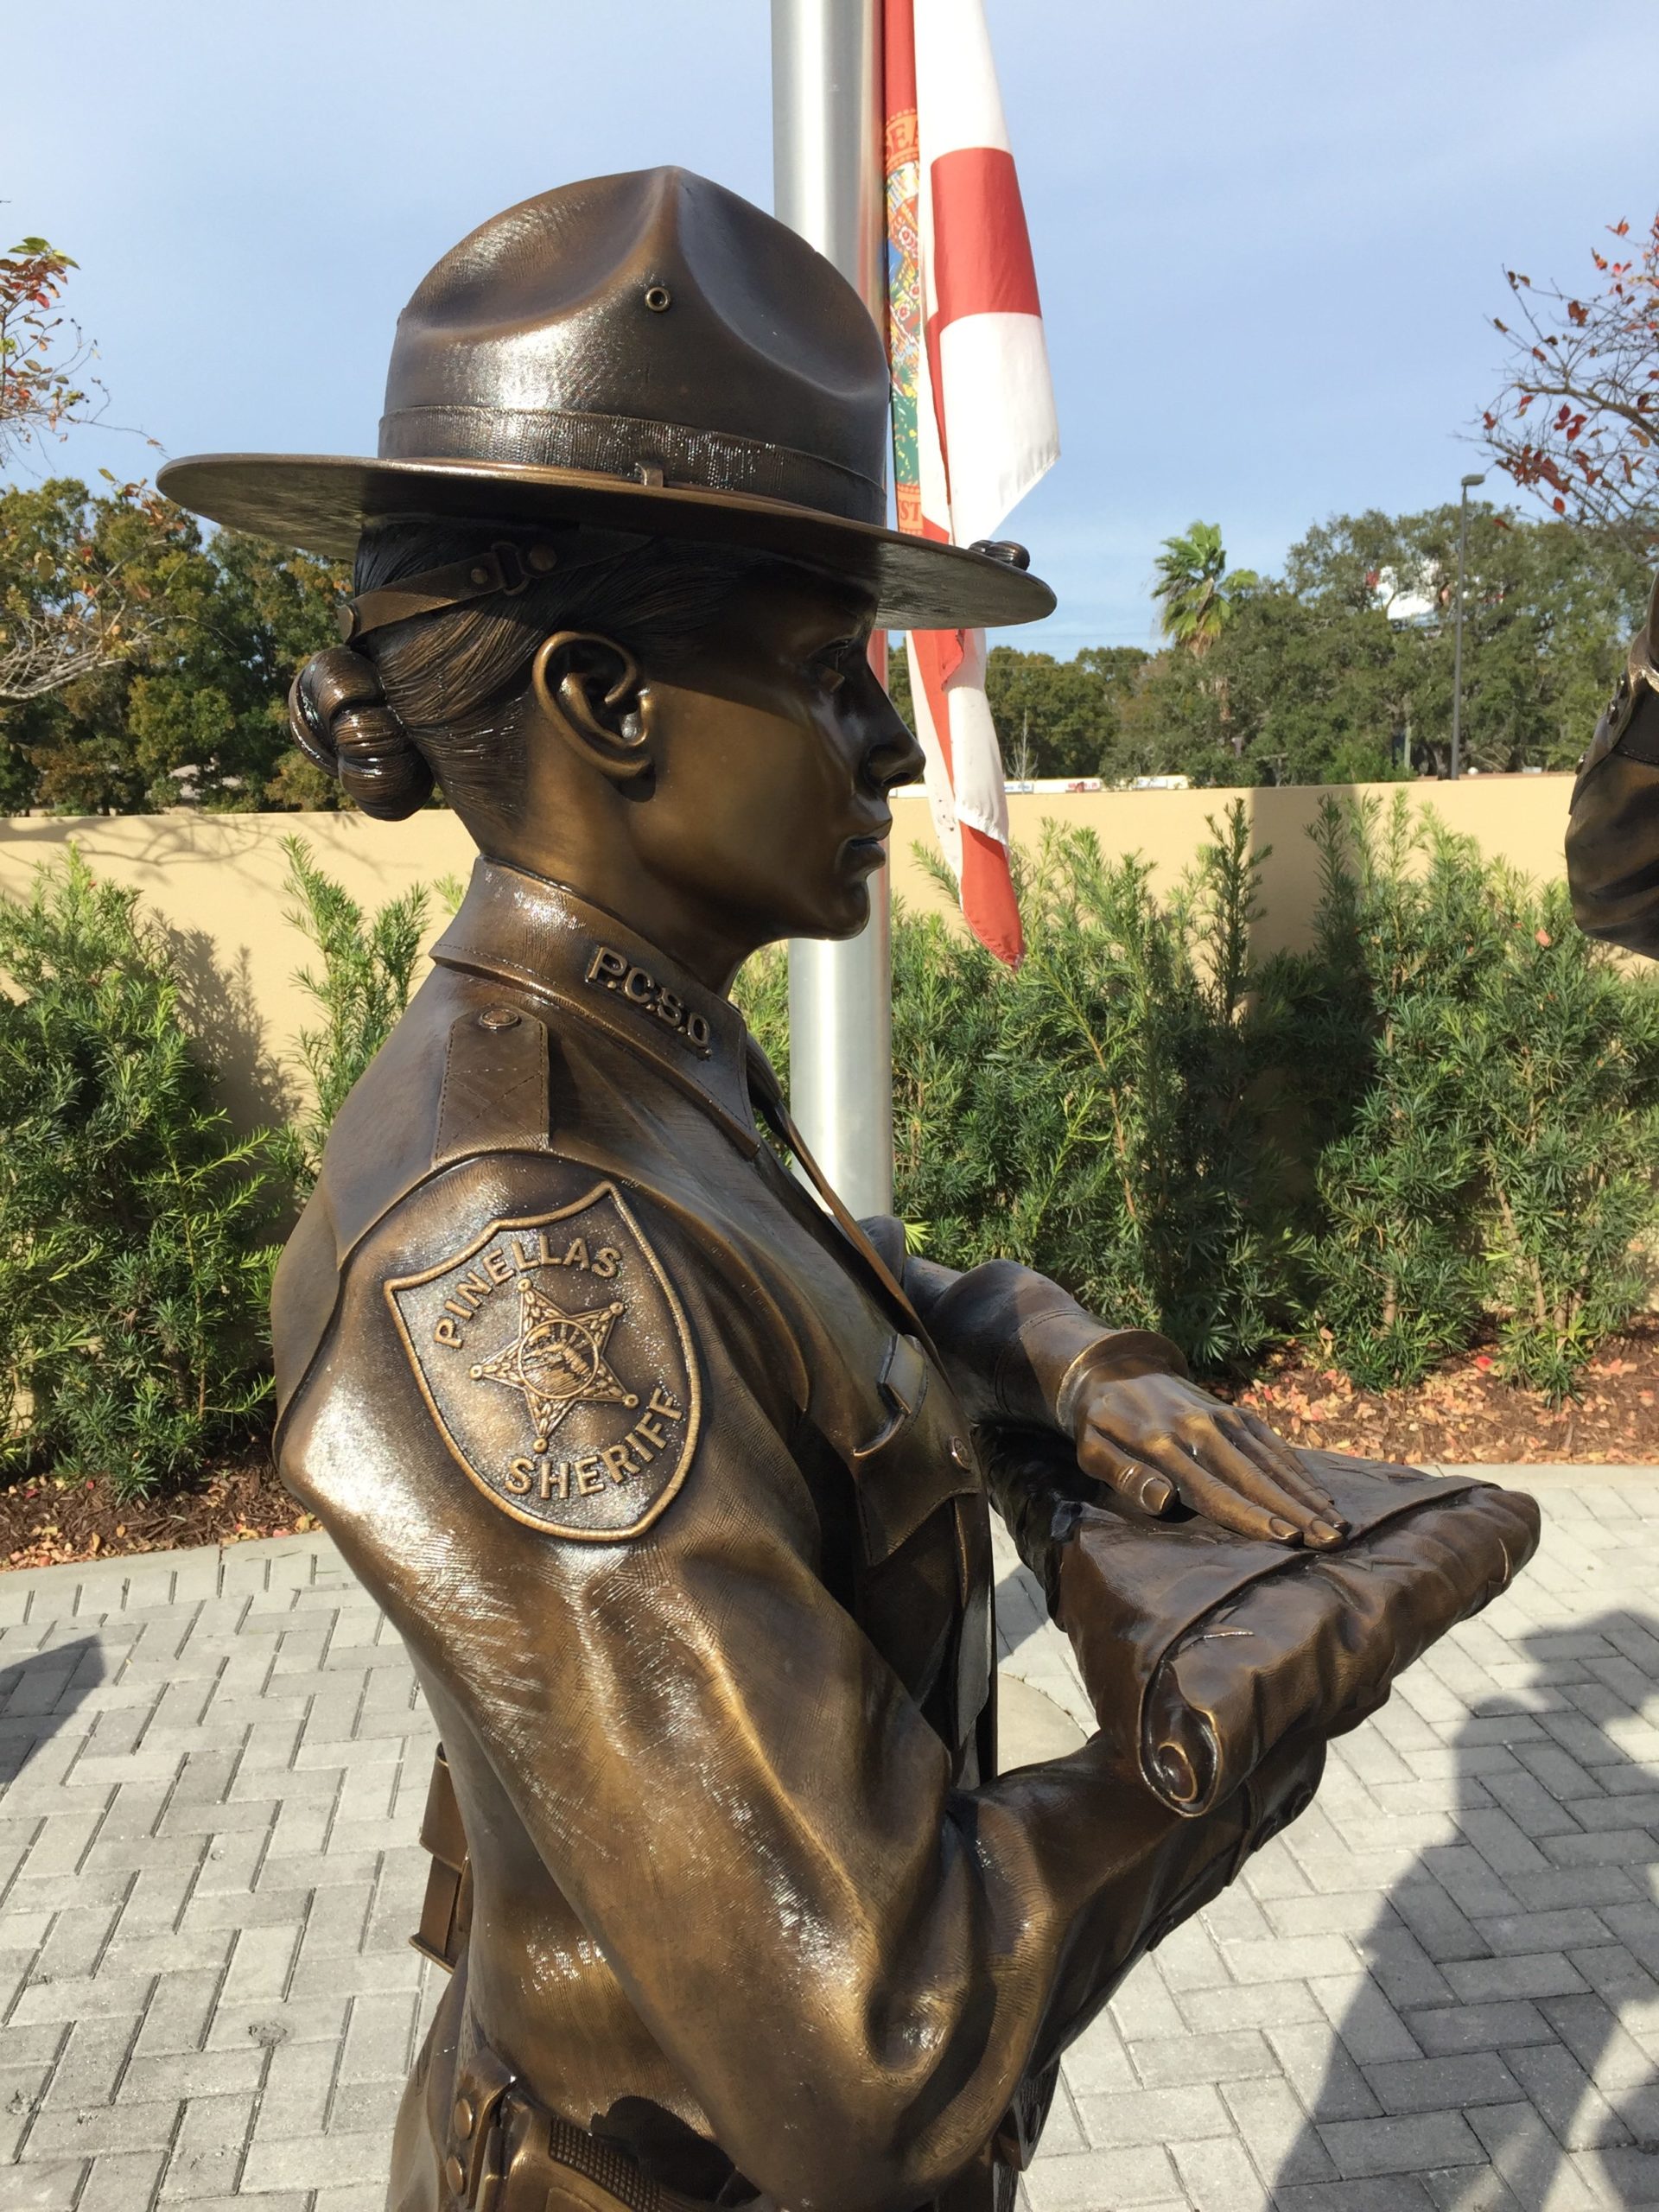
[160,170,1376,2212]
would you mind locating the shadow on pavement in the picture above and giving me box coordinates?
[0,1635,101,1786]
[995,1565,1048,1663]
[1273,1613,1659,2209]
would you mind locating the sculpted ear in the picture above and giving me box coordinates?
[531,632,653,782]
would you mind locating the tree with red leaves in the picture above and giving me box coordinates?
[0,237,105,460]
[1481,217,1659,551]
[0,236,166,709]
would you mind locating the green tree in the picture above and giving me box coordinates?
[886,640,1149,782]
[1151,523,1261,763]
[1123,505,1647,785]
[1287,505,1648,774]
[0,479,346,812]
[986,645,1147,779]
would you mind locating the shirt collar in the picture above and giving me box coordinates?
[431,859,763,1153]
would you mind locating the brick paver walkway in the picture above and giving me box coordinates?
[2,1468,1658,2210]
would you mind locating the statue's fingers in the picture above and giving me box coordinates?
[1076,1429,1176,1518]
[1135,1429,1311,1546]
[1229,1414,1348,1544]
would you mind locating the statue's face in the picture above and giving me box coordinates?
[630,565,925,944]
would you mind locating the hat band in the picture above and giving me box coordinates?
[377,404,885,527]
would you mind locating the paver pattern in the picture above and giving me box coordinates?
[1,1469,1657,2209]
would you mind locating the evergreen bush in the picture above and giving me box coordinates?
[1279,797,1659,1394]
[743,806,1303,1375]
[281,835,434,1189]
[0,849,286,1495]
[1473,880,1659,1395]
[744,798,1658,1398]
[1275,798,1492,1388]
[892,815,1299,1372]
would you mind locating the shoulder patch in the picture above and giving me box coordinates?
[385,1181,701,1539]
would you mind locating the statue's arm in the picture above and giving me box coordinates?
[878,1234,1345,1549]
[893,1243,1185,1432]
[1568,573,1659,960]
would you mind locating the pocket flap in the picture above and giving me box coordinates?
[852,1332,930,1461]
[854,1337,981,1564]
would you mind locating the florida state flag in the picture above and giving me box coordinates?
[884,0,1059,966]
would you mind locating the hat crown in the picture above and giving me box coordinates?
[377,168,889,523]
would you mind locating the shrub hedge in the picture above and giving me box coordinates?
[2,805,1655,1495]
[740,795,1659,1400]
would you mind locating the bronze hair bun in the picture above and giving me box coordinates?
[287,645,434,820]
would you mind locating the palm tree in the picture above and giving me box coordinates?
[1152,522,1259,657]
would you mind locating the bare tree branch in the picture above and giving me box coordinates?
[0,584,162,702]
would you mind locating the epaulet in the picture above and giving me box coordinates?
[433,1000,551,1169]
[323,994,554,1266]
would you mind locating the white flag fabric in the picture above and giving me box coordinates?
[886,0,1059,963]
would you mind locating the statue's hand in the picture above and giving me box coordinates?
[1071,1369,1346,1548]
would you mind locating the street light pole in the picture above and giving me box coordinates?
[1450,470,1485,780]
[771,0,893,1217]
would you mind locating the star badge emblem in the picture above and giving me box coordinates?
[469,1274,639,1452]
[388,1184,702,1539]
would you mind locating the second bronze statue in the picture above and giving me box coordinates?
[162,169,1537,2212]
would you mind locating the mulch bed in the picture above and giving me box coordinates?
[3,1323,1657,1573]
[1,1456,312,1573]
[1226,1316,1659,1467]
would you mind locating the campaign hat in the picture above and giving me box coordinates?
[159,167,1052,632]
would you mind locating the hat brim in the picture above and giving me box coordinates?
[155,454,1054,632]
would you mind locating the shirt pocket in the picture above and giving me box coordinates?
[848,1332,993,1755]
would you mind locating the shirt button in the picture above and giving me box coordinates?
[949,1434,972,1469]
[478,1006,521,1032]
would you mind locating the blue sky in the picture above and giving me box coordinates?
[8,0,1655,653]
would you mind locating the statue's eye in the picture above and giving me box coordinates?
[813,640,857,693]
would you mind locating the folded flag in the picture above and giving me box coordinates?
[883,0,1059,967]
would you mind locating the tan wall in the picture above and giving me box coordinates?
[0,776,1575,1129]
[903,777,1574,959]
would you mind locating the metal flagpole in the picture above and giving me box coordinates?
[771,0,894,1218]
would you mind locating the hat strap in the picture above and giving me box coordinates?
[337,528,647,643]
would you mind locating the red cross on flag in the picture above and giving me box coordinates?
[884,0,1059,967]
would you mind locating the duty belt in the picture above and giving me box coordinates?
[444,2045,1004,2212]
[443,2043,724,2212]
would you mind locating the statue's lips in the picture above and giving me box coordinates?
[843,826,891,873]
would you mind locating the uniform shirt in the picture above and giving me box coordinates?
[271,858,1311,2212]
